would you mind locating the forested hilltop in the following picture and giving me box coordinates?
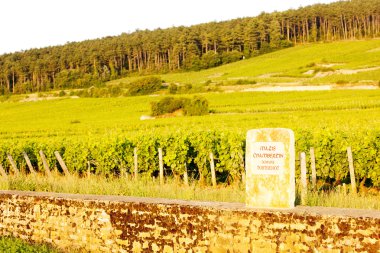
[1,0,380,94]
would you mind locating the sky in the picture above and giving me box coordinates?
[0,0,338,55]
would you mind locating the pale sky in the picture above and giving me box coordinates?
[0,0,337,54]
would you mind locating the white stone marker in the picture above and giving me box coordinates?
[246,128,295,208]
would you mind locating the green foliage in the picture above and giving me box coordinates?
[0,90,380,186]
[234,79,257,85]
[162,134,193,176]
[151,97,187,116]
[0,236,60,253]
[4,128,379,186]
[168,83,178,94]
[336,80,349,85]
[72,85,124,98]
[127,76,162,96]
[306,62,316,68]
[54,70,103,90]
[58,90,66,97]
[201,51,222,69]
[151,96,208,116]
[183,96,209,116]
[221,51,244,64]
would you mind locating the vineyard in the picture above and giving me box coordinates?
[1,130,380,187]
[0,90,380,189]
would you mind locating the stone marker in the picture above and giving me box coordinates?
[246,128,295,208]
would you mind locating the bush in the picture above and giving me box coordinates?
[168,83,178,94]
[108,85,123,97]
[221,50,243,64]
[71,85,124,98]
[151,97,188,116]
[177,83,193,94]
[235,79,257,85]
[127,76,162,96]
[58,90,66,97]
[336,80,349,85]
[151,96,209,116]
[183,96,209,116]
[201,51,222,69]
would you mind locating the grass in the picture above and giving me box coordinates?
[0,173,245,203]
[0,236,60,253]
[305,190,380,210]
[0,174,379,210]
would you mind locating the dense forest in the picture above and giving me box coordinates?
[1,0,380,94]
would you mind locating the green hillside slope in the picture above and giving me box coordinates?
[109,40,380,89]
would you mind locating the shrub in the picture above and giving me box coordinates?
[183,96,209,116]
[127,76,162,96]
[151,96,209,116]
[168,83,178,94]
[306,62,316,68]
[109,85,123,97]
[221,50,243,64]
[177,83,193,94]
[201,51,222,69]
[235,79,257,85]
[151,97,187,116]
[336,80,348,85]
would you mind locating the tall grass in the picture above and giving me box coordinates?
[305,190,380,210]
[0,173,245,203]
[1,174,379,210]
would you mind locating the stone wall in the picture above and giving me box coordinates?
[0,190,378,252]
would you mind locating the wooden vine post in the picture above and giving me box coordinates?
[310,147,316,190]
[183,164,189,186]
[39,150,52,177]
[347,147,357,195]
[87,161,91,178]
[23,152,36,174]
[158,148,164,185]
[54,151,70,176]
[300,152,307,205]
[0,163,8,179]
[134,147,138,180]
[7,154,20,176]
[209,152,217,188]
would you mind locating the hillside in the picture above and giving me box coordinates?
[109,39,380,91]
[1,0,380,95]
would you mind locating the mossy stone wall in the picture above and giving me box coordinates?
[0,190,379,252]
